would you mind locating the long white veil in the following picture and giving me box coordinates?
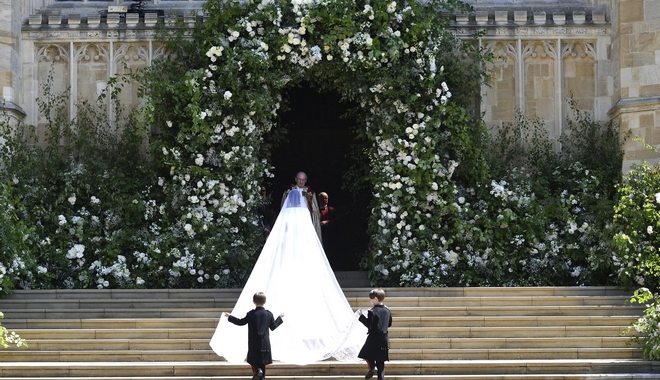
[210,190,366,365]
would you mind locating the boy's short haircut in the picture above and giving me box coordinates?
[369,288,386,302]
[253,292,267,305]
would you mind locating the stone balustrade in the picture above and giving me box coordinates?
[23,7,607,30]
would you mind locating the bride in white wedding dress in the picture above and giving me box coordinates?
[210,190,367,365]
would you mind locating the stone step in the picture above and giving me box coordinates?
[1,376,659,380]
[0,360,656,377]
[0,347,644,362]
[0,305,644,320]
[1,335,637,353]
[334,271,370,288]
[0,287,653,378]
[0,315,640,330]
[2,286,636,300]
[7,325,634,340]
[0,295,635,309]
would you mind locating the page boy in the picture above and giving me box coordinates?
[357,288,392,380]
[224,292,284,380]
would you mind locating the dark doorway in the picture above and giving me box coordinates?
[266,83,369,271]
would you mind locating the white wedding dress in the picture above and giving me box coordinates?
[209,190,367,365]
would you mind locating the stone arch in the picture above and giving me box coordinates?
[483,41,518,127]
[562,40,597,120]
[74,43,110,104]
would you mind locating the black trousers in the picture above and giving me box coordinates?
[249,362,266,379]
[366,359,385,380]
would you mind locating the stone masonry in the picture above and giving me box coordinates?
[1,0,659,171]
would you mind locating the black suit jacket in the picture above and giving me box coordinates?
[358,304,392,361]
[228,306,284,365]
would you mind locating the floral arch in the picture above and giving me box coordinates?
[143,0,488,287]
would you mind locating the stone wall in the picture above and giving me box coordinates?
[0,0,26,120]
[455,6,611,150]
[608,0,660,171]
[5,0,660,171]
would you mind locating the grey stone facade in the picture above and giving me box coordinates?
[2,0,659,170]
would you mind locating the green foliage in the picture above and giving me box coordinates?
[138,0,492,288]
[0,182,35,294]
[611,161,660,290]
[424,103,626,287]
[626,288,660,360]
[0,312,26,348]
[0,0,650,295]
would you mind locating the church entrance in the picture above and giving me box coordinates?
[266,82,370,271]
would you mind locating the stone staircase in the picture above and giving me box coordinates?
[0,281,659,380]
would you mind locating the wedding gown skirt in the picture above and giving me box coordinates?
[210,193,367,365]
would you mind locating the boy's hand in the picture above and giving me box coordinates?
[279,313,285,318]
[223,312,230,317]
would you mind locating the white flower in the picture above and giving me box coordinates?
[214,274,220,281]
[66,244,85,259]
[58,215,67,225]
[68,194,76,205]
[224,91,232,100]
[655,192,660,203]
[458,197,465,204]
[648,226,654,234]
[206,46,224,58]
[195,154,204,166]
[166,120,173,128]
[90,196,100,204]
[136,277,145,285]
[37,266,47,274]
[387,1,397,13]
[162,147,169,155]
[571,267,582,277]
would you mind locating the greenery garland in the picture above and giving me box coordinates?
[143,0,488,286]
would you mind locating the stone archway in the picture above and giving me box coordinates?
[268,82,370,270]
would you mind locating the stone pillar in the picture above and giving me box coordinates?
[0,0,26,120]
[609,0,660,171]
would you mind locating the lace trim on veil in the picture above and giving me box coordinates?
[319,310,364,362]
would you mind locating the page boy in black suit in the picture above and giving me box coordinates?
[224,292,284,380]
[358,288,392,380]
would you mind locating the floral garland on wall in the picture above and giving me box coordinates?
[144,0,483,287]
[0,0,631,292]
